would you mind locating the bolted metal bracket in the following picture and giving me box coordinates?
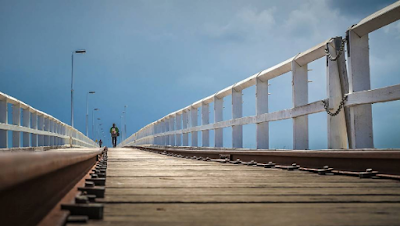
[61,203,104,219]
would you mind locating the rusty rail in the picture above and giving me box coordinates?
[0,148,104,226]
[134,145,400,176]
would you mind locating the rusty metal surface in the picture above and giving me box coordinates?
[135,146,400,175]
[0,148,103,226]
[0,148,103,192]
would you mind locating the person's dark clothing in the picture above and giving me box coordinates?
[112,137,117,148]
[110,126,119,148]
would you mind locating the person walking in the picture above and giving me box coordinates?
[99,139,103,148]
[110,123,119,148]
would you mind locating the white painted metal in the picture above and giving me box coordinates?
[201,102,209,147]
[38,115,44,146]
[232,87,243,148]
[12,103,21,148]
[182,110,189,146]
[121,2,400,149]
[214,96,223,147]
[351,1,400,37]
[347,30,374,148]
[175,114,182,146]
[0,91,96,149]
[326,39,348,149]
[31,112,38,147]
[169,117,175,146]
[191,107,198,146]
[0,98,7,148]
[292,60,309,150]
[22,108,30,147]
[256,76,269,149]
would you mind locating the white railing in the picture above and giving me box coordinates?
[0,91,97,149]
[120,1,400,150]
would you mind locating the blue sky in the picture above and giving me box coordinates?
[0,0,399,148]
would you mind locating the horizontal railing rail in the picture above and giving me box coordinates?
[120,1,400,150]
[0,91,97,149]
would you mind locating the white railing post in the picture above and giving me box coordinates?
[292,60,309,150]
[165,119,170,145]
[191,106,198,146]
[12,103,21,147]
[182,110,189,146]
[201,102,209,147]
[50,119,55,146]
[162,119,167,145]
[169,116,175,146]
[232,87,243,148]
[214,96,223,147]
[31,112,38,147]
[347,30,374,148]
[327,38,348,149]
[38,115,44,146]
[0,98,8,148]
[175,114,182,146]
[256,77,269,149]
[22,107,30,147]
[44,117,50,146]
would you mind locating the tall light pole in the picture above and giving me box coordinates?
[97,118,101,141]
[71,49,86,127]
[120,114,124,143]
[123,105,127,141]
[86,91,95,136]
[92,108,99,140]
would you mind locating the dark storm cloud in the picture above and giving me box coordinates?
[327,0,397,18]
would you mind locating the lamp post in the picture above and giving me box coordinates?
[97,119,101,141]
[71,49,86,127]
[120,114,124,142]
[123,105,127,141]
[92,108,99,140]
[86,91,95,136]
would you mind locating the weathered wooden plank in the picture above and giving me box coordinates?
[351,0,400,37]
[75,203,400,226]
[79,148,400,226]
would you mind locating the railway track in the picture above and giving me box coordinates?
[134,145,400,179]
[0,147,107,226]
[1,146,399,226]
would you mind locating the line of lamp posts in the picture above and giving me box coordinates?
[70,49,127,145]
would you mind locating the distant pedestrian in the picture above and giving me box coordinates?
[99,139,103,148]
[110,123,119,148]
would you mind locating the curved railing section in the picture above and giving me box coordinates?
[0,91,97,149]
[120,1,400,150]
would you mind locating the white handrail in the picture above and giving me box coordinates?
[0,91,97,149]
[120,1,400,149]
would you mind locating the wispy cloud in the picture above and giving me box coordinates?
[202,7,276,42]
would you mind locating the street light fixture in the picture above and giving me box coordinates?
[86,91,95,136]
[71,49,86,127]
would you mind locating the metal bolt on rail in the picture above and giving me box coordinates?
[317,166,334,175]
[85,181,95,187]
[359,168,379,179]
[61,203,104,220]
[264,162,276,168]
[86,178,106,186]
[66,215,89,224]
[230,159,242,164]
[75,195,89,204]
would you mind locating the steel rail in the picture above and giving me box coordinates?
[0,148,104,226]
[134,145,400,176]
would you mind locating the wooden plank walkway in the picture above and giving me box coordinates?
[76,148,400,226]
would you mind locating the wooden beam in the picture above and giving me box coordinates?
[256,77,269,149]
[292,60,309,150]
